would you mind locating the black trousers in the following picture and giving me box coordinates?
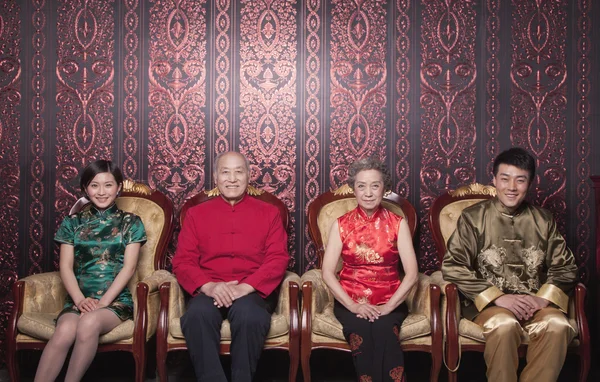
[334,301,408,382]
[181,292,275,382]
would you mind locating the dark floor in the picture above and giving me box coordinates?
[5,348,597,381]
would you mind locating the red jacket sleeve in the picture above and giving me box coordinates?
[241,206,289,297]
[172,209,210,295]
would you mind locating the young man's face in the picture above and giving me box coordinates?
[492,164,531,213]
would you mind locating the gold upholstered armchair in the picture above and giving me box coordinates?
[6,181,175,382]
[156,186,301,382]
[429,183,590,382]
[300,186,443,382]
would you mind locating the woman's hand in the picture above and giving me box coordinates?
[76,297,98,313]
[377,302,397,317]
[351,303,381,322]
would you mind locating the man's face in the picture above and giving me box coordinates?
[492,164,531,213]
[215,153,249,205]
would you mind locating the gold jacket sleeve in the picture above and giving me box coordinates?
[441,214,500,311]
[539,215,577,311]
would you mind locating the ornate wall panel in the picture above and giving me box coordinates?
[239,0,298,267]
[121,0,142,179]
[485,0,500,175]
[574,0,591,282]
[302,0,323,271]
[213,0,233,155]
[0,0,21,366]
[147,0,207,209]
[328,0,389,188]
[54,0,115,268]
[0,0,598,365]
[510,0,567,234]
[27,0,47,276]
[147,0,207,266]
[394,0,411,198]
[419,0,477,272]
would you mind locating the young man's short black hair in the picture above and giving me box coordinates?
[492,147,536,180]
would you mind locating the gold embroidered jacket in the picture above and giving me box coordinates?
[441,198,577,320]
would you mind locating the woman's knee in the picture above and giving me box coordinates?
[75,313,103,340]
[52,317,78,348]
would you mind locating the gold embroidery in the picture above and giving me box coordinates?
[477,245,544,294]
[522,246,545,273]
[355,243,383,264]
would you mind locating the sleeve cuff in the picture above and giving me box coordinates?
[536,283,569,313]
[474,286,505,311]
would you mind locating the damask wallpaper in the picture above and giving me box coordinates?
[0,0,598,364]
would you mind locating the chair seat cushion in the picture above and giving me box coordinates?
[311,305,431,342]
[170,312,289,340]
[17,312,134,343]
[458,317,579,343]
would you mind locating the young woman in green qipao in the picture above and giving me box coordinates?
[34,160,147,382]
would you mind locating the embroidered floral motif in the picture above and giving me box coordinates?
[349,333,363,351]
[478,245,506,269]
[522,246,545,274]
[478,245,544,294]
[359,375,372,382]
[355,243,383,264]
[389,366,405,381]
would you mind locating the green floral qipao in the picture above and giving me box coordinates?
[54,203,147,321]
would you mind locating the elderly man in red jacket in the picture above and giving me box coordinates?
[173,151,289,382]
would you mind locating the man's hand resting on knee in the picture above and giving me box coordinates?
[201,280,239,308]
[494,294,548,321]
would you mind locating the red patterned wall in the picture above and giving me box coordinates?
[0,0,21,365]
[1,0,598,365]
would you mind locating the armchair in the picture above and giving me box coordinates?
[300,185,443,382]
[429,183,590,382]
[156,185,301,382]
[6,180,175,382]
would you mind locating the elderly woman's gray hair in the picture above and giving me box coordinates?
[346,157,392,191]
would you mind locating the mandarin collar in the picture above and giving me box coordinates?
[218,191,248,207]
[492,197,527,218]
[356,204,382,221]
[90,202,118,217]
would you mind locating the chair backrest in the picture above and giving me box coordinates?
[428,183,496,263]
[307,184,417,269]
[180,185,289,230]
[70,180,175,281]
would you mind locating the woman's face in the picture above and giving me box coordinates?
[353,169,385,216]
[85,172,121,210]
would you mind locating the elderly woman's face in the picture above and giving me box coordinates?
[353,169,384,216]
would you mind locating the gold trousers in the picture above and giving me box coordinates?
[474,306,576,382]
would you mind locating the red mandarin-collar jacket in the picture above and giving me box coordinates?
[172,194,289,298]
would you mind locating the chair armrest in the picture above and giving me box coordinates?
[429,270,452,294]
[139,270,175,294]
[274,271,301,317]
[571,283,589,344]
[300,269,332,319]
[19,272,67,314]
[405,273,434,316]
[135,270,176,342]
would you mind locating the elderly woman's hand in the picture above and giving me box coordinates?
[351,302,381,322]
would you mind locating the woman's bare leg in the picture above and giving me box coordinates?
[34,313,79,382]
[63,309,121,382]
